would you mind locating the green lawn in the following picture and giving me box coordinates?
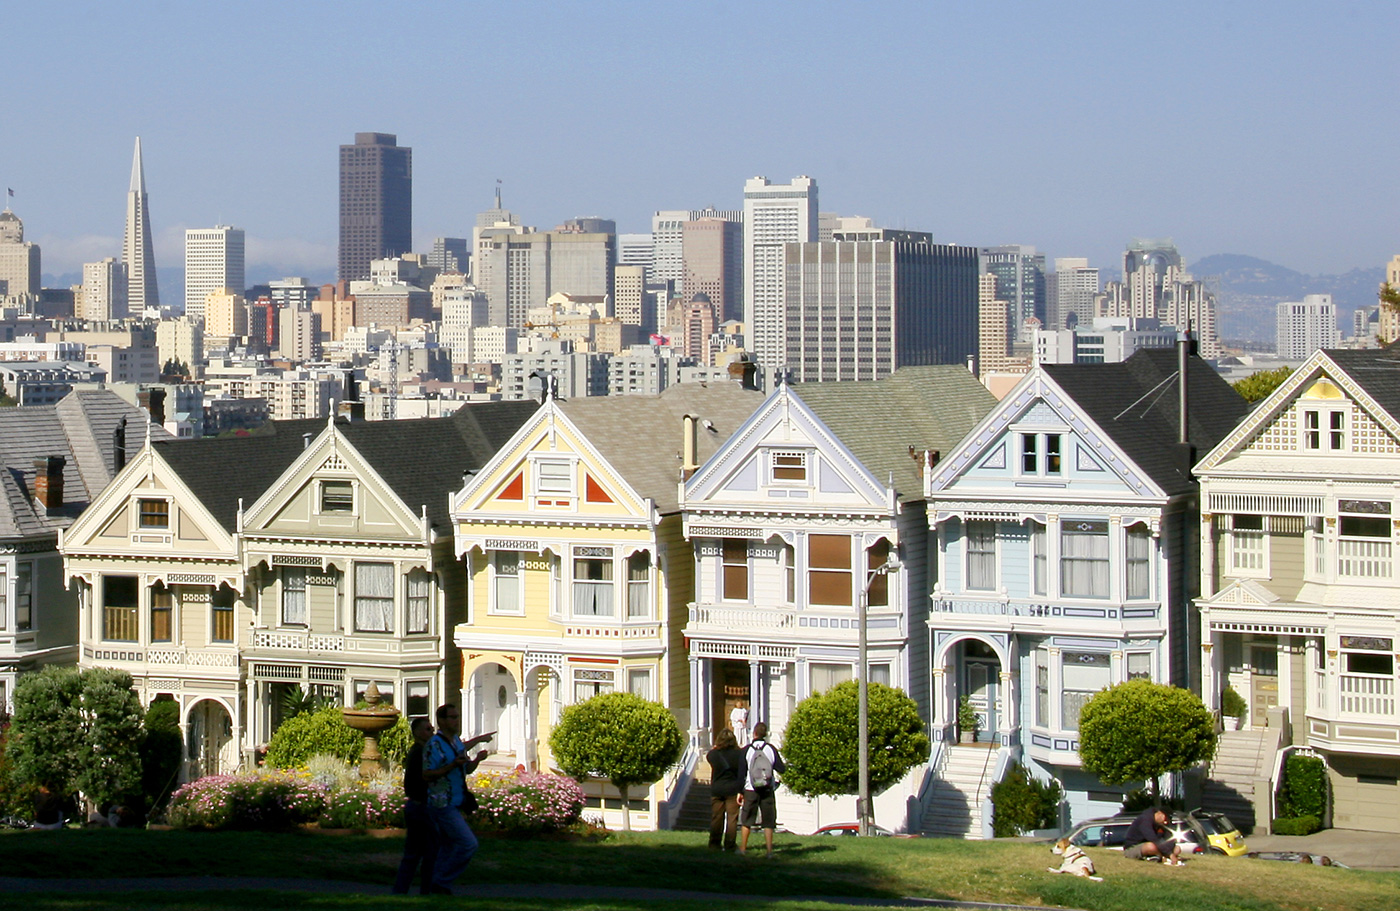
[3,828,1398,911]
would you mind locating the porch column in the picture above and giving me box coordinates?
[931,666,947,742]
[523,674,538,769]
[1202,627,1219,712]
[998,670,1015,746]
[244,679,258,758]
[1200,514,1216,598]
[749,660,763,726]
[689,656,704,741]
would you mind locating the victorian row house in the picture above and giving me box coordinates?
[2,391,165,714]
[61,403,537,776]
[1195,348,1400,834]
[924,347,1248,828]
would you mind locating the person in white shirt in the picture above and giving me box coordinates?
[730,701,749,747]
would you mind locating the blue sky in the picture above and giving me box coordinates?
[5,1,1397,282]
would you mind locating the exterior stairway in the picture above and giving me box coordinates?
[672,758,713,832]
[920,744,998,839]
[1200,729,1274,833]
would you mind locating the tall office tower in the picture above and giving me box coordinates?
[651,207,743,299]
[556,217,616,235]
[617,233,654,273]
[613,264,647,329]
[122,138,159,314]
[184,226,245,322]
[1046,257,1100,330]
[477,231,615,327]
[1099,238,1220,357]
[338,132,412,283]
[744,176,818,374]
[818,213,876,242]
[1277,294,1339,359]
[781,229,979,383]
[1380,255,1400,343]
[472,185,525,287]
[0,209,40,303]
[682,218,742,324]
[978,245,1045,342]
[428,237,469,274]
[978,273,1011,378]
[80,258,128,321]
[1353,304,1380,342]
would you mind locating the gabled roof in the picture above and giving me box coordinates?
[557,384,764,514]
[1041,348,1249,496]
[1317,347,1400,418]
[793,366,998,504]
[0,390,172,539]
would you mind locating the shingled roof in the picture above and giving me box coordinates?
[558,383,764,514]
[1042,348,1250,497]
[1320,348,1400,419]
[793,366,998,504]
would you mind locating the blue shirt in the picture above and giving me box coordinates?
[424,732,465,808]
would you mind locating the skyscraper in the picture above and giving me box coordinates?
[682,218,742,324]
[1098,239,1220,357]
[123,137,159,314]
[80,257,128,321]
[1046,257,1100,330]
[338,132,412,284]
[978,244,1045,342]
[743,176,817,374]
[1277,294,1338,360]
[0,209,40,304]
[184,226,245,323]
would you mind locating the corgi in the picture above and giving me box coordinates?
[1050,838,1103,881]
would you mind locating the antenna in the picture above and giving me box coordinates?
[386,329,399,420]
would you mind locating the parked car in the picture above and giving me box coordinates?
[811,822,897,837]
[1062,810,1247,857]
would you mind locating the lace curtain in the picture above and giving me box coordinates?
[355,562,394,632]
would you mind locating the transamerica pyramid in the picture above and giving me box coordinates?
[123,136,159,315]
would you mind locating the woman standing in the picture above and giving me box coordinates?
[705,729,746,851]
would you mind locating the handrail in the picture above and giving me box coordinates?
[908,739,948,833]
[979,744,1018,840]
[658,737,701,830]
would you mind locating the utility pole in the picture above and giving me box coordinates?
[858,554,900,836]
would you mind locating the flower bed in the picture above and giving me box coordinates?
[470,769,585,835]
[166,771,327,830]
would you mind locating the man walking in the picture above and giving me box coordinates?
[737,722,786,858]
[422,704,493,895]
[393,717,438,894]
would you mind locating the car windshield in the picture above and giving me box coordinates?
[1194,814,1235,836]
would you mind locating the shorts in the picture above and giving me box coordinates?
[739,789,777,829]
[1124,841,1172,860]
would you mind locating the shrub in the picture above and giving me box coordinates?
[957,695,979,737]
[991,763,1063,837]
[1271,815,1321,836]
[780,681,930,799]
[320,784,404,829]
[166,771,326,830]
[1278,754,1327,820]
[1220,686,1247,720]
[264,705,410,769]
[1078,680,1215,804]
[140,698,184,813]
[470,769,586,835]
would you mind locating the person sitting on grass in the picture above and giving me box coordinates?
[1122,806,1184,865]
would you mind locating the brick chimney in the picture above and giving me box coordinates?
[33,455,66,511]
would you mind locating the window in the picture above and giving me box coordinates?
[626,552,650,619]
[354,679,395,706]
[354,562,394,632]
[406,680,431,719]
[321,481,354,513]
[407,571,431,633]
[212,587,235,643]
[573,548,614,617]
[1020,433,1062,475]
[869,663,892,687]
[15,563,32,631]
[627,667,653,699]
[1060,520,1109,598]
[1127,652,1153,681]
[809,534,853,606]
[1338,503,1392,579]
[1126,524,1152,598]
[1229,515,1265,572]
[0,568,6,631]
[1030,522,1047,596]
[1304,410,1346,451]
[281,568,308,626]
[783,543,796,603]
[721,539,749,601]
[1045,435,1062,474]
[151,586,173,642]
[1035,648,1049,727]
[1304,411,1320,449]
[491,552,522,614]
[966,522,997,591]
[811,662,853,694]
[103,576,139,641]
[1331,411,1345,449]
[573,668,614,702]
[536,459,573,495]
[138,499,169,529]
[771,450,807,482]
[1021,433,1038,473]
[1061,651,1110,730]
[866,539,891,607]
[1341,636,1394,676]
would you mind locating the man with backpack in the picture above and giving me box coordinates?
[422,704,493,895]
[737,721,786,857]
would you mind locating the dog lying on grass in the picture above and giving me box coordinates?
[1049,838,1103,881]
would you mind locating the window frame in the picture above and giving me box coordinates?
[137,498,170,529]
[965,521,997,592]
[490,551,524,616]
[281,567,308,627]
[810,662,853,694]
[769,449,809,485]
[533,457,575,496]
[627,667,653,699]
[1018,431,1064,477]
[211,587,235,643]
[1061,650,1111,731]
[15,562,33,632]
[320,480,355,514]
[407,570,432,633]
[1125,522,1154,599]
[720,539,749,602]
[1060,519,1110,599]
[353,561,395,633]
[102,575,140,642]
[571,547,615,618]
[626,551,650,620]
[1030,521,1047,596]
[808,534,854,606]
[150,585,174,642]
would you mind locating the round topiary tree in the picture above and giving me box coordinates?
[264,704,411,769]
[780,680,930,799]
[548,691,683,831]
[1077,679,1216,804]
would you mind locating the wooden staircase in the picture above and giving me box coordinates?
[1201,729,1274,833]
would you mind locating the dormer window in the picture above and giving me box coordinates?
[321,481,354,513]
[1019,433,1062,476]
[770,450,808,484]
[1303,409,1346,451]
[138,499,169,529]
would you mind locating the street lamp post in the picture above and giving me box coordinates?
[858,554,900,837]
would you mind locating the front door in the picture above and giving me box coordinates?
[962,640,1000,743]
[712,659,750,742]
[1250,645,1279,727]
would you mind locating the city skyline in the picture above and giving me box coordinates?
[4,3,1398,283]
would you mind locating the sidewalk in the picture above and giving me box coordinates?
[1243,828,1400,871]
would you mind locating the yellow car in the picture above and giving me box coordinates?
[1191,810,1249,857]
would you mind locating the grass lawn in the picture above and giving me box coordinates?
[3,828,1398,911]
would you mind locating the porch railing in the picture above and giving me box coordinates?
[1339,674,1395,716]
[688,605,795,630]
[1337,539,1393,579]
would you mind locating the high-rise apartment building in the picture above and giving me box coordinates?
[781,230,979,383]
[1046,257,1100,330]
[978,245,1045,342]
[156,317,204,371]
[744,177,817,374]
[1379,255,1400,344]
[612,264,647,329]
[978,273,1011,378]
[268,276,318,311]
[1098,239,1220,357]
[184,226,245,323]
[477,231,615,328]
[80,258,128,321]
[682,218,742,324]
[203,290,247,343]
[277,308,323,361]
[123,138,159,314]
[0,209,40,303]
[1277,294,1339,360]
[338,132,412,284]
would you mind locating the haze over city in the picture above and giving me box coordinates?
[6,1,1398,284]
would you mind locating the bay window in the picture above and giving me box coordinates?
[281,568,308,626]
[1060,520,1109,598]
[354,562,394,632]
[809,534,853,606]
[407,571,431,633]
[1061,651,1110,730]
[573,547,614,617]
[1126,523,1152,598]
[492,552,522,614]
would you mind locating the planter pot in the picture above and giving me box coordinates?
[1224,715,1243,731]
[959,731,975,744]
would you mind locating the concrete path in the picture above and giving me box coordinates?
[0,877,1056,910]
[1243,828,1400,871]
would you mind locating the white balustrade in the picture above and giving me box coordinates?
[1339,674,1395,716]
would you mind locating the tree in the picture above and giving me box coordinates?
[6,666,144,809]
[1381,282,1400,314]
[1077,680,1216,804]
[264,703,410,769]
[548,692,684,831]
[779,680,930,799]
[139,698,184,813]
[1232,366,1293,404]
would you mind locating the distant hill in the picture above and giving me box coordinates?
[1189,254,1384,343]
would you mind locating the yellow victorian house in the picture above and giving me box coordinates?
[451,383,761,828]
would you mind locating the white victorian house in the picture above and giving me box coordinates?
[1196,348,1400,834]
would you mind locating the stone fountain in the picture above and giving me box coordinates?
[342,682,400,778]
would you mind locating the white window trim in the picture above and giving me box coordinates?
[767,448,811,486]
[1301,407,1348,453]
[965,521,998,593]
[529,455,578,498]
[1015,428,1068,478]
[1227,515,1269,579]
[570,546,616,619]
[317,479,357,516]
[489,551,524,616]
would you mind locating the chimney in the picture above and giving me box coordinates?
[1177,331,1190,447]
[681,414,700,479]
[726,357,759,391]
[33,456,66,511]
[149,388,167,425]
[113,417,128,473]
